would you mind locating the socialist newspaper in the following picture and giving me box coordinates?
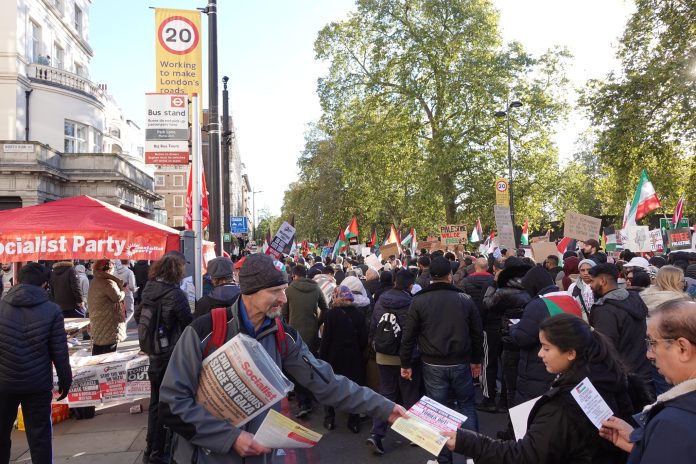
[196,334,293,427]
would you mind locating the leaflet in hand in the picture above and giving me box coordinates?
[570,377,613,429]
[196,334,293,427]
[391,396,467,456]
[254,409,322,449]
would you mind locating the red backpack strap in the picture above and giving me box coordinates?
[203,307,229,358]
[274,317,288,359]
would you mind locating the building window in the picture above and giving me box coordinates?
[64,120,87,153]
[52,0,63,14]
[173,195,184,207]
[173,175,184,187]
[137,146,144,158]
[54,43,64,69]
[155,175,165,187]
[74,62,85,77]
[173,217,184,228]
[29,21,41,63]
[93,129,103,153]
[74,6,83,35]
[110,128,121,138]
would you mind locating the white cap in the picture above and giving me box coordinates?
[625,257,650,270]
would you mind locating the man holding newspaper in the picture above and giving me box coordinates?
[159,253,407,463]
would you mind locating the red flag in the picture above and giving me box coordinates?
[185,163,209,230]
[557,237,572,255]
[344,216,359,245]
[672,194,685,226]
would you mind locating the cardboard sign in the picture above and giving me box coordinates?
[440,225,468,246]
[417,241,433,251]
[531,241,560,263]
[623,226,651,252]
[365,254,383,270]
[530,235,549,243]
[667,227,692,250]
[379,242,399,259]
[649,229,664,253]
[563,211,602,241]
[494,206,516,250]
[430,241,445,252]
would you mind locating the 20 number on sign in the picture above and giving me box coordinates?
[158,16,199,55]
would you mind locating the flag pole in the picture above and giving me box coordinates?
[192,94,203,300]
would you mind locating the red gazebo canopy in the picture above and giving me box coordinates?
[0,195,180,262]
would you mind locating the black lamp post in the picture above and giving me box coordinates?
[494,100,523,228]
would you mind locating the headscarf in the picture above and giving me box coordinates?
[562,256,580,290]
[341,276,371,308]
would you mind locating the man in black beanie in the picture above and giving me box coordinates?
[159,253,407,463]
[0,263,72,464]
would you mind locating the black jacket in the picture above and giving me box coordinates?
[589,288,652,383]
[400,282,483,368]
[483,261,532,332]
[0,284,72,393]
[364,279,381,298]
[320,303,368,384]
[453,369,631,464]
[135,280,193,362]
[370,287,412,353]
[459,272,494,320]
[193,284,241,320]
[49,261,83,311]
[416,269,431,289]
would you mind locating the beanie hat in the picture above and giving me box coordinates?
[19,262,49,286]
[239,254,287,295]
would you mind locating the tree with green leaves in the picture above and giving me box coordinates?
[580,0,696,217]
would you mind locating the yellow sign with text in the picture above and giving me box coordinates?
[495,178,509,207]
[155,8,202,120]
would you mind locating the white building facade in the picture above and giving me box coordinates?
[0,0,158,216]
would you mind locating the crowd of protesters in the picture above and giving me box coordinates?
[2,242,696,463]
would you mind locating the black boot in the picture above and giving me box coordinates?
[347,414,360,434]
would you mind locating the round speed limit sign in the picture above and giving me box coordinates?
[158,16,200,55]
[496,179,509,192]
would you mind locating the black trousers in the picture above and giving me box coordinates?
[370,363,423,437]
[92,342,117,355]
[147,356,169,458]
[0,390,53,464]
[481,328,502,401]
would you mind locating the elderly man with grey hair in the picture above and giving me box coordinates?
[600,299,696,463]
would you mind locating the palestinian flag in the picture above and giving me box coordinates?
[470,218,483,242]
[603,227,617,252]
[540,292,583,318]
[401,227,417,255]
[624,169,661,227]
[480,230,496,254]
[332,228,348,257]
[521,218,529,246]
[262,230,272,254]
[557,237,573,255]
[367,229,377,248]
[344,215,359,245]
[672,194,685,228]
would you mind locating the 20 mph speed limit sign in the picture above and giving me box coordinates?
[158,16,199,55]
[495,178,509,206]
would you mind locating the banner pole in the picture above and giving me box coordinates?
[192,94,203,300]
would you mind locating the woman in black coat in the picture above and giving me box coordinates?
[319,285,368,433]
[443,313,633,464]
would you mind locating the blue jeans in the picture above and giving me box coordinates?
[422,362,478,464]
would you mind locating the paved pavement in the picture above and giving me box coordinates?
[10,329,506,463]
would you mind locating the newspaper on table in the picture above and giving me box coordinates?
[196,333,293,427]
[254,409,323,449]
[391,396,467,456]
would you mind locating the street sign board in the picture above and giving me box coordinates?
[223,233,231,243]
[495,178,509,207]
[230,216,248,234]
[145,93,189,165]
[660,217,689,231]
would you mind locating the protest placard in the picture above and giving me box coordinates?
[667,227,692,250]
[97,362,127,402]
[266,221,296,259]
[379,242,399,259]
[493,206,516,250]
[439,225,468,246]
[365,254,383,271]
[563,211,602,241]
[531,241,560,263]
[623,226,651,252]
[67,366,101,406]
[649,229,664,253]
[509,396,541,440]
[125,356,151,399]
[571,377,614,429]
[391,396,467,456]
[196,334,293,427]
[417,240,432,251]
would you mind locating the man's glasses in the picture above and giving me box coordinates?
[645,337,674,352]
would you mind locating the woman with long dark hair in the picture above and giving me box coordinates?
[443,313,633,464]
[135,252,192,464]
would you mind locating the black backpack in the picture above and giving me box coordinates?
[373,310,402,356]
[137,296,171,355]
